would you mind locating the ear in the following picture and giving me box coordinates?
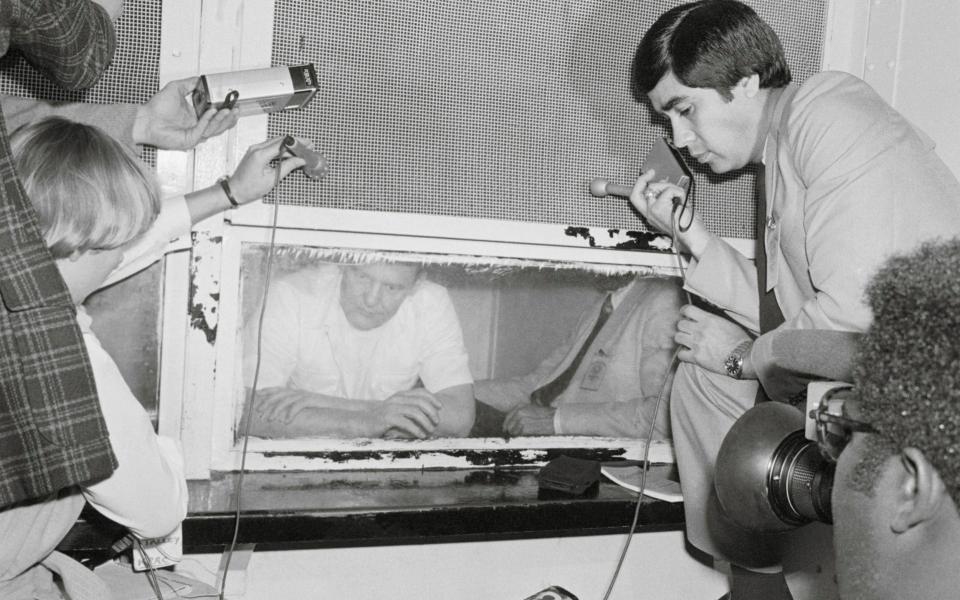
[890,447,948,533]
[734,74,761,99]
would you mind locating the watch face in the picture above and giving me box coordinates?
[724,353,742,379]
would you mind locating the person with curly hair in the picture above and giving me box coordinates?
[832,237,960,600]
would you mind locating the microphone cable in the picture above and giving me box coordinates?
[218,162,285,600]
[601,193,692,600]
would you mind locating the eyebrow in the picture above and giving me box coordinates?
[658,95,686,113]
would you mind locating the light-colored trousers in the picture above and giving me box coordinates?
[670,362,837,599]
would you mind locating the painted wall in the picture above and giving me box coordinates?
[180,532,728,600]
[890,0,960,177]
[824,0,960,178]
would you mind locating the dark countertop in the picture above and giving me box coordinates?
[60,467,684,560]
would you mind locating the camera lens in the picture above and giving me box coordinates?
[716,402,836,532]
[766,430,834,526]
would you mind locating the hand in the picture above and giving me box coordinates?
[629,169,711,258]
[373,389,443,439]
[132,77,239,150]
[225,136,307,205]
[254,387,320,424]
[503,405,556,437]
[674,304,752,375]
[629,169,687,232]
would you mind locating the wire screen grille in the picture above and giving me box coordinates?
[268,0,826,240]
[0,0,161,165]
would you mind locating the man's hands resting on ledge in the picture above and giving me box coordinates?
[247,384,475,439]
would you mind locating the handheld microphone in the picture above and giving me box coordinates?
[282,135,330,179]
[589,178,633,199]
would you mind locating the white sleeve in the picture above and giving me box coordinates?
[415,286,473,392]
[242,280,303,389]
[102,195,193,289]
[80,330,188,540]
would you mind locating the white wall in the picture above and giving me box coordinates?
[178,532,728,600]
[823,0,960,179]
[892,0,960,176]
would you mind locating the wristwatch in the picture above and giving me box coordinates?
[723,340,753,380]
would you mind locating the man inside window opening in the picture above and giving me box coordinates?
[244,260,475,439]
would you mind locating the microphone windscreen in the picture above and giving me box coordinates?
[589,178,633,198]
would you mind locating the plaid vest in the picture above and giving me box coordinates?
[0,111,116,508]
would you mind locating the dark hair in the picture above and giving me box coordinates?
[632,0,791,100]
[852,238,960,504]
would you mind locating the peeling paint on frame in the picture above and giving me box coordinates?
[189,232,223,345]
[194,224,684,475]
[563,226,674,252]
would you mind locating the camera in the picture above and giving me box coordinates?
[714,381,853,532]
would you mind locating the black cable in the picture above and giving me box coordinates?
[600,196,692,599]
[218,165,284,600]
[135,538,165,600]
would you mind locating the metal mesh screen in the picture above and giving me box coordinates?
[268,0,826,239]
[0,1,163,416]
[0,0,161,165]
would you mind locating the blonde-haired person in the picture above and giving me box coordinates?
[0,116,304,598]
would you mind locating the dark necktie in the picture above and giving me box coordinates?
[531,293,613,407]
[755,164,785,404]
[755,164,785,334]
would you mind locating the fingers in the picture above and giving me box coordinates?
[277,154,307,179]
[383,405,436,439]
[382,390,442,438]
[387,393,441,425]
[503,413,519,437]
[201,107,239,140]
[678,304,707,320]
[628,169,659,213]
[168,76,200,95]
[628,170,687,232]
[502,406,524,437]
[254,388,291,422]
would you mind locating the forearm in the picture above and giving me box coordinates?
[433,383,475,437]
[185,182,237,226]
[0,95,138,148]
[473,377,534,412]
[676,219,714,260]
[247,406,378,439]
[254,386,381,411]
[9,0,116,90]
[101,196,191,289]
[684,236,761,333]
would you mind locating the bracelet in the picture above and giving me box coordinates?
[217,175,239,207]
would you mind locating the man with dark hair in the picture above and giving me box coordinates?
[627,0,960,598]
[832,238,960,600]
